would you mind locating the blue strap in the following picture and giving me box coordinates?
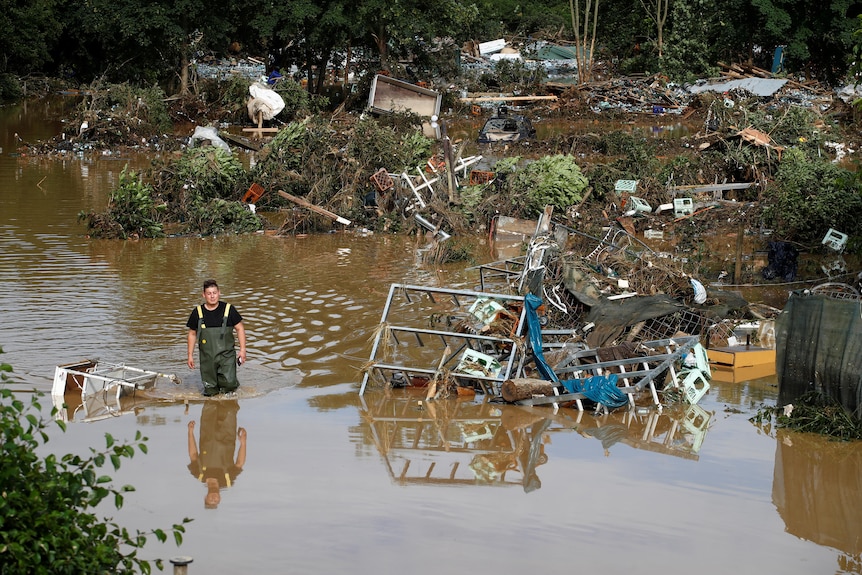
[524,293,559,384]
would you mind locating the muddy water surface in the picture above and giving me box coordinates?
[2,101,861,575]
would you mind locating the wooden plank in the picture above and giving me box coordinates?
[221,131,262,151]
[668,182,754,193]
[459,95,558,102]
[278,190,351,226]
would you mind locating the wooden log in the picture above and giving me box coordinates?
[501,378,555,402]
[277,190,351,226]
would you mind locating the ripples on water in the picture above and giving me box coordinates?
[0,214,482,391]
[3,102,860,575]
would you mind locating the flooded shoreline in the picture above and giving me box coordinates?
[3,98,862,575]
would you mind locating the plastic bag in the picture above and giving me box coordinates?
[247,82,285,121]
[189,126,231,154]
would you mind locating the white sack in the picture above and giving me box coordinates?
[247,82,285,121]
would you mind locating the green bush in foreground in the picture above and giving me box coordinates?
[0,353,191,574]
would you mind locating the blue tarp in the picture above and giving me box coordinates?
[524,293,630,408]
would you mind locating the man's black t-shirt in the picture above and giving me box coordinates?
[186,301,243,331]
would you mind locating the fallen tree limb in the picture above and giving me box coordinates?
[278,190,351,226]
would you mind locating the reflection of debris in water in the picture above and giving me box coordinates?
[585,424,629,454]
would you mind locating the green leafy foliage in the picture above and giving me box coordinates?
[171,147,261,235]
[492,156,522,175]
[175,147,245,202]
[761,147,862,247]
[478,59,546,92]
[71,82,173,143]
[659,0,719,82]
[274,79,330,120]
[0,351,191,573]
[186,198,263,236]
[509,155,589,217]
[347,116,433,173]
[82,148,262,238]
[0,0,62,79]
[102,83,173,135]
[79,167,164,239]
[457,184,486,225]
[751,391,862,440]
[257,119,312,175]
[0,74,23,103]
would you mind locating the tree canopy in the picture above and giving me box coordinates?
[0,0,857,101]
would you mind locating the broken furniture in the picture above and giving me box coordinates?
[518,335,704,410]
[708,345,776,383]
[367,74,441,138]
[359,284,528,396]
[52,360,176,422]
[367,75,442,118]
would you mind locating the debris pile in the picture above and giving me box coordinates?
[360,205,778,416]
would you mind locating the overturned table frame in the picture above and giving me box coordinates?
[359,284,527,396]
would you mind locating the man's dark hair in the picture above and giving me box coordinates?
[203,279,219,291]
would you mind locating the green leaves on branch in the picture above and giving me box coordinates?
[0,354,191,574]
[174,147,260,235]
[79,167,165,239]
[176,146,245,202]
[347,115,433,173]
[81,146,264,238]
[762,147,862,246]
[508,154,589,217]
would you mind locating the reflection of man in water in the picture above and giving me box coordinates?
[187,400,247,509]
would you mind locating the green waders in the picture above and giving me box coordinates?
[197,304,239,396]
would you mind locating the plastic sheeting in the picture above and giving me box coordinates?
[524,293,629,408]
[524,293,560,383]
[247,82,285,122]
[584,294,686,348]
[189,125,231,153]
[762,241,798,281]
[775,293,862,416]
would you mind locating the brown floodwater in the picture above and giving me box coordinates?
[2,100,862,575]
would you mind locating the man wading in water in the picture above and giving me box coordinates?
[187,279,247,396]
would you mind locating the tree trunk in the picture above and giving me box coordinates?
[179,41,190,96]
[501,378,556,402]
[315,51,331,94]
[373,26,389,71]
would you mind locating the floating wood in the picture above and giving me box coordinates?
[242,110,279,139]
[221,131,262,151]
[277,190,351,226]
[501,378,556,402]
